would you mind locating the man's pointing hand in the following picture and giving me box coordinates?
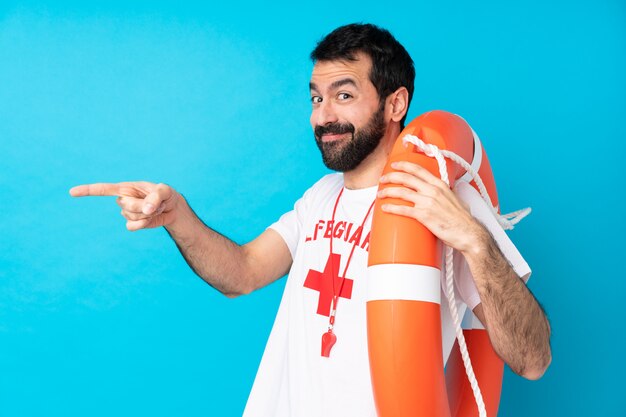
[69,182,180,231]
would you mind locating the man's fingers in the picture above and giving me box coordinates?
[126,218,151,231]
[71,180,174,230]
[380,171,434,194]
[116,196,144,212]
[390,161,447,188]
[118,196,168,214]
[377,186,419,203]
[69,183,122,197]
[142,184,172,215]
[121,209,149,221]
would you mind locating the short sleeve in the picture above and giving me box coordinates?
[452,181,532,310]
[267,184,316,261]
[268,207,302,261]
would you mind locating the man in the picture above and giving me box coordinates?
[71,23,551,416]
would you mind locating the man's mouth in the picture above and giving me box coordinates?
[315,122,355,143]
[321,132,351,143]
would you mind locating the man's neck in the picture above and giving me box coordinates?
[342,124,401,190]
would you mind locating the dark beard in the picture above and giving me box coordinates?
[314,103,386,172]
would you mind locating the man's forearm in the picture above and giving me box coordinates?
[164,195,252,297]
[464,226,552,379]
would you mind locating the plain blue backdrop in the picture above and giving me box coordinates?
[1,1,624,416]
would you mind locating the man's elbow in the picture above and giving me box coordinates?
[221,273,258,298]
[223,286,254,299]
[518,351,552,380]
[223,291,244,299]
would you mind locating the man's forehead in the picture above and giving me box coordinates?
[310,53,372,89]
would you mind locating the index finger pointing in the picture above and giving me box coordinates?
[69,183,122,197]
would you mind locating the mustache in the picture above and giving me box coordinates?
[315,122,355,139]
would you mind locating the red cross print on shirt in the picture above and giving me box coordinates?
[303,253,354,317]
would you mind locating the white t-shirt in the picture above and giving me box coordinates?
[243,173,531,417]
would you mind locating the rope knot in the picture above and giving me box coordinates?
[402,134,441,158]
[402,134,449,185]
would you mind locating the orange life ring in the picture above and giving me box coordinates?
[367,110,502,417]
[446,313,504,417]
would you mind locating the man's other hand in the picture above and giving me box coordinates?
[376,161,486,254]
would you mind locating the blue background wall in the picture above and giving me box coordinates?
[1,1,624,415]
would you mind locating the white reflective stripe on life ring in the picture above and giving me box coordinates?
[367,264,441,303]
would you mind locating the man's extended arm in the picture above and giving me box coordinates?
[164,195,292,296]
[70,181,292,297]
[376,161,551,380]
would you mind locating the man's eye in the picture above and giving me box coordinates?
[337,93,352,100]
[311,96,322,104]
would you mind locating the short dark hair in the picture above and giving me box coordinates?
[310,23,415,126]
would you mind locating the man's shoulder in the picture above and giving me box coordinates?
[298,173,342,196]
[309,173,343,192]
[295,173,343,207]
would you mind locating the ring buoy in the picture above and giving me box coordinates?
[367,110,502,417]
[446,311,504,416]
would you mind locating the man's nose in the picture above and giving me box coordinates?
[313,101,339,126]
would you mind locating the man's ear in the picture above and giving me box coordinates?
[387,87,409,123]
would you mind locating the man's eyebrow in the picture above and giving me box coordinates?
[309,78,358,92]
[330,78,358,90]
